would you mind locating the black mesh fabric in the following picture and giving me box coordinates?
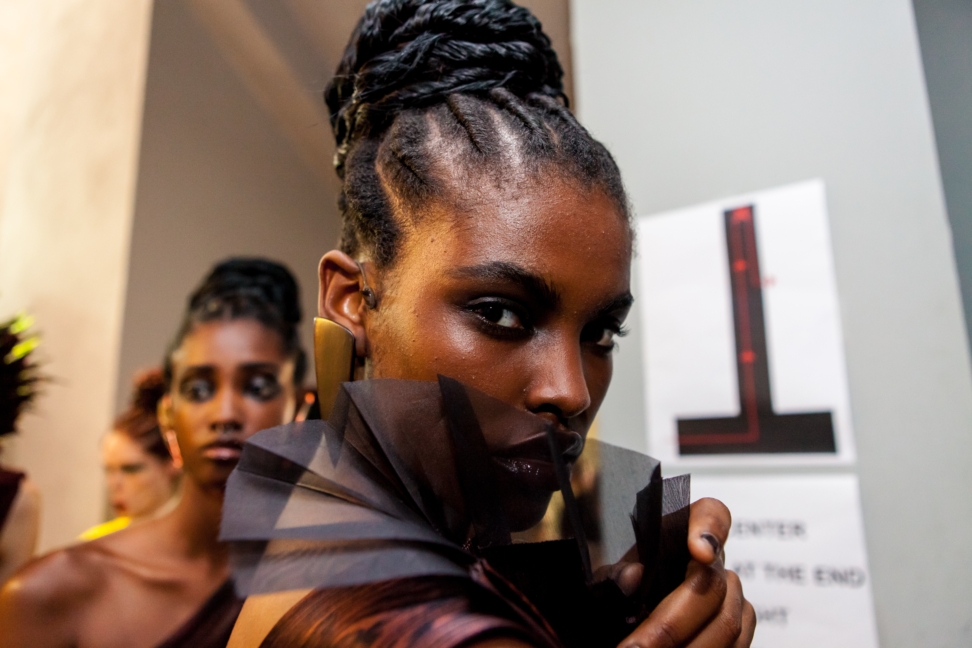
[221,377,690,646]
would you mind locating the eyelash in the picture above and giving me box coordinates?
[466,298,533,339]
[589,322,628,353]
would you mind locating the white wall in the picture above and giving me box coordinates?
[913,0,972,355]
[571,1,972,646]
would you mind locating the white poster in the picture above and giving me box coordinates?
[692,474,879,648]
[637,180,855,466]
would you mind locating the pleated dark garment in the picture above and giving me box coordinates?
[221,378,689,647]
[155,579,244,648]
[222,379,562,647]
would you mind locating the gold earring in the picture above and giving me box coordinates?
[313,317,356,420]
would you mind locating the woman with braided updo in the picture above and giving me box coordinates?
[227,2,755,647]
[0,258,306,647]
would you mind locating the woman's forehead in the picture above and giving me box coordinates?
[172,319,287,369]
[103,432,145,461]
[402,177,632,290]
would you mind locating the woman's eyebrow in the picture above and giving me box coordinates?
[593,292,635,319]
[449,261,561,311]
[179,365,215,379]
[238,362,281,372]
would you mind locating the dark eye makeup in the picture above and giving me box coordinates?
[582,319,629,353]
[241,370,282,401]
[465,297,533,339]
[177,364,284,403]
[119,463,147,475]
[463,293,629,353]
[179,371,216,402]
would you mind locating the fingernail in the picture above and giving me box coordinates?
[702,532,721,556]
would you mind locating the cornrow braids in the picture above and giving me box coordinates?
[325,0,630,268]
[163,258,307,389]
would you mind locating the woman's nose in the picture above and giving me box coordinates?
[210,385,244,432]
[106,471,123,492]
[524,334,591,420]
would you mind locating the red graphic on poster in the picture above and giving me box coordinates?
[677,206,836,455]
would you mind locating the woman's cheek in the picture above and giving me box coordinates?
[583,355,613,416]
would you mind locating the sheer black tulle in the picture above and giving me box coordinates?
[222,378,689,647]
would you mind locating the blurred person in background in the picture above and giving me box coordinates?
[78,368,180,542]
[0,314,42,585]
[0,258,305,647]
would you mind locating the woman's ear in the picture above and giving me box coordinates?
[318,250,372,358]
[158,394,184,470]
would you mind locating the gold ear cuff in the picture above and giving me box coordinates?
[313,317,356,420]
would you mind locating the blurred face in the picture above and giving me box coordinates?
[162,319,297,490]
[345,174,633,528]
[102,432,177,519]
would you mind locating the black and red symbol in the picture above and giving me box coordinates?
[677,205,837,455]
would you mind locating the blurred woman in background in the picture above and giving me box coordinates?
[0,258,305,647]
[79,369,180,541]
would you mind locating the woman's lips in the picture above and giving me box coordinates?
[492,427,584,492]
[493,456,560,491]
[202,440,243,462]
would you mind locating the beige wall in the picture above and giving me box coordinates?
[114,0,341,412]
[0,0,572,550]
[0,1,153,550]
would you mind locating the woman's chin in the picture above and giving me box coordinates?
[501,488,555,533]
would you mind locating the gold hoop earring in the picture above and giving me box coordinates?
[313,317,356,420]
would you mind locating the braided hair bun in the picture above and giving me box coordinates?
[326,0,565,175]
[189,258,302,328]
[327,0,628,268]
[164,258,307,387]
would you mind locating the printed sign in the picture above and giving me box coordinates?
[692,474,879,648]
[637,180,855,465]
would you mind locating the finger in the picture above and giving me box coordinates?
[619,559,727,648]
[593,562,644,597]
[684,570,745,648]
[616,563,644,597]
[733,601,756,648]
[689,498,732,565]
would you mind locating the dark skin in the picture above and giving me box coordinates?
[0,319,297,647]
[320,171,756,648]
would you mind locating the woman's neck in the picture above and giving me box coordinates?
[166,478,228,560]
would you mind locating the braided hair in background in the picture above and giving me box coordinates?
[324,0,630,268]
[163,258,307,388]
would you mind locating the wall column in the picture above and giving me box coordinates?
[0,0,153,550]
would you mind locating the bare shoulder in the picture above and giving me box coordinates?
[11,475,41,511]
[0,541,106,610]
[0,476,42,582]
[0,475,41,539]
[0,540,110,645]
